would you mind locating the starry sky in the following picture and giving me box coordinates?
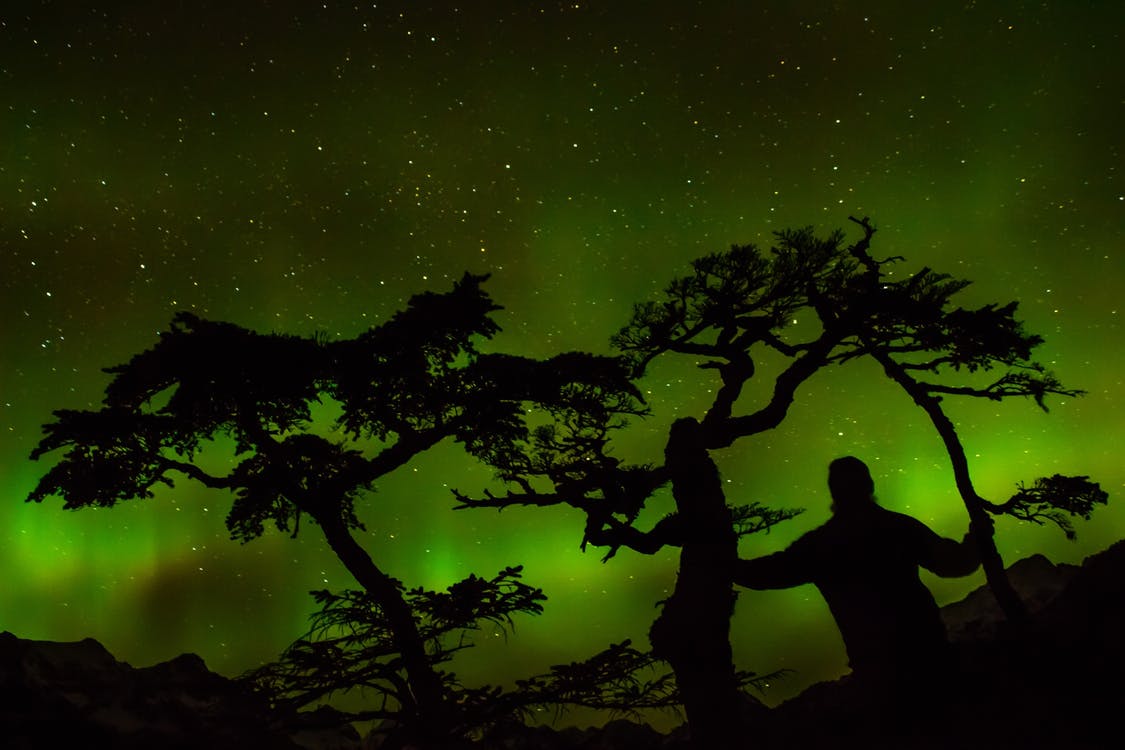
[2,0,1122,723]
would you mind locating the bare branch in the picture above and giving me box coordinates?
[450,487,582,512]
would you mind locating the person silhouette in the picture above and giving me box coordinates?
[733,456,989,706]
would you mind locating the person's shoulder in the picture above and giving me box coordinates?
[788,520,831,550]
[875,505,938,535]
[874,505,913,521]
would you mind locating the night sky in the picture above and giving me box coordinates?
[2,0,1122,721]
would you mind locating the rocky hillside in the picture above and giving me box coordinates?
[0,631,359,750]
[757,539,1125,749]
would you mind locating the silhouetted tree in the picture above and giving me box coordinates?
[455,219,1106,747]
[821,216,1107,623]
[26,273,646,748]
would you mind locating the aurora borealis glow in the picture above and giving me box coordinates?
[2,0,1122,722]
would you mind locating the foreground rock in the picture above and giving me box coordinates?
[0,631,361,750]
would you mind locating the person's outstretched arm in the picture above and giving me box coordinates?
[733,534,816,590]
[917,515,991,577]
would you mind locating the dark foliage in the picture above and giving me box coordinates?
[242,567,546,725]
[999,474,1110,540]
[27,271,643,544]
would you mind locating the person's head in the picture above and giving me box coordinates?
[828,456,875,512]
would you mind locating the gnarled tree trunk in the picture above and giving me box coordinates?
[649,418,743,749]
[872,351,1028,625]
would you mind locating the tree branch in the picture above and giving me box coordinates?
[157,457,236,489]
[705,330,841,447]
[450,487,584,512]
[585,514,685,560]
[364,426,454,482]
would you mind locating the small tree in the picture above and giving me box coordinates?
[243,568,710,744]
[456,220,1107,747]
[26,273,645,747]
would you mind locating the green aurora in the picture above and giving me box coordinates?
[2,0,1122,721]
